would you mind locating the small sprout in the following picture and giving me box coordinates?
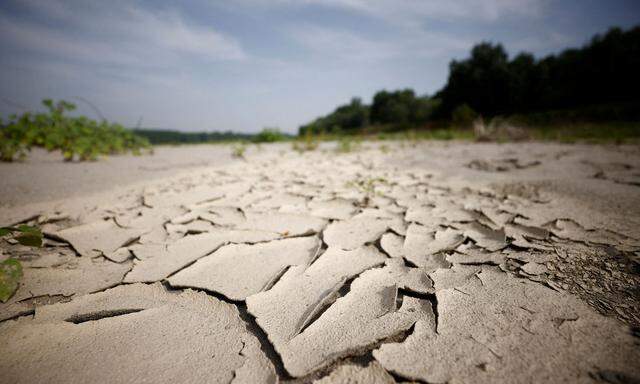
[292,130,319,153]
[231,142,247,158]
[336,138,352,153]
[346,177,388,206]
[292,141,301,152]
[335,137,360,153]
[405,130,419,147]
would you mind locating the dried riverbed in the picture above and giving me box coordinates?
[1,141,639,383]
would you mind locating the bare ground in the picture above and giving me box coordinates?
[1,141,639,384]
[0,144,245,206]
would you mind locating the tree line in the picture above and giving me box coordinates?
[132,129,255,144]
[299,25,640,135]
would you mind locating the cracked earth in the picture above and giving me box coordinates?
[1,141,639,384]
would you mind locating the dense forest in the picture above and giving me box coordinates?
[299,25,640,135]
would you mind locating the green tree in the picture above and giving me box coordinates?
[437,25,640,120]
[451,104,478,128]
[299,97,369,135]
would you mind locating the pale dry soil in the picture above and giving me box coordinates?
[1,141,639,384]
[0,144,241,206]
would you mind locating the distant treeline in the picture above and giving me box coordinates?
[133,129,255,144]
[133,127,294,144]
[300,25,640,135]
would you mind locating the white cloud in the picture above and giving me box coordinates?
[245,0,543,64]
[0,0,247,67]
[509,31,575,54]
[124,6,247,61]
[290,25,393,61]
[288,24,472,63]
[245,0,548,25]
[0,0,249,130]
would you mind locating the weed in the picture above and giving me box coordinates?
[335,137,361,153]
[0,99,150,162]
[401,130,420,148]
[346,176,388,206]
[292,130,319,153]
[231,142,247,158]
[253,128,286,143]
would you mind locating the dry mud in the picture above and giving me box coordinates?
[1,141,639,384]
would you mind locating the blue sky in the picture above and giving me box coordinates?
[1,0,639,133]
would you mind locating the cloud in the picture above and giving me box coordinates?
[0,0,247,68]
[243,0,542,65]
[288,24,472,64]
[245,0,548,25]
[0,0,249,130]
[290,25,394,61]
[509,31,576,55]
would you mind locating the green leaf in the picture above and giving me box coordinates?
[16,225,41,234]
[0,228,11,236]
[0,258,23,303]
[15,232,42,247]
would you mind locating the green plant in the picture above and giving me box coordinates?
[231,142,247,158]
[429,129,455,140]
[0,258,22,303]
[336,137,360,153]
[452,104,478,129]
[292,130,319,153]
[0,99,151,162]
[0,225,43,247]
[404,129,421,147]
[253,128,286,143]
[346,177,388,206]
[0,225,42,303]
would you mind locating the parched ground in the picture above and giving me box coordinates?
[1,141,639,384]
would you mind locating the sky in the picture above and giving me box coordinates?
[1,0,639,133]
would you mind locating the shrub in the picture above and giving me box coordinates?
[231,142,247,158]
[452,104,478,129]
[336,137,360,153]
[253,128,286,143]
[292,130,319,153]
[0,99,151,162]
